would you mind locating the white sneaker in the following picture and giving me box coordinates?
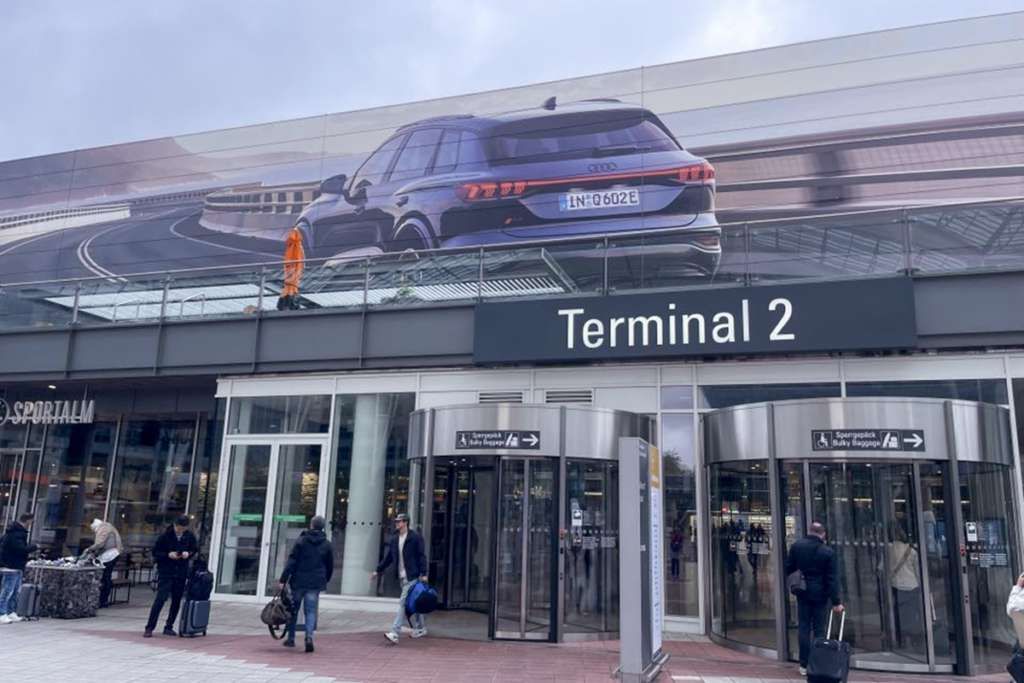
[0,615,11,625]
[798,666,807,676]
[411,628,427,638]
[6,613,22,623]
[384,631,398,644]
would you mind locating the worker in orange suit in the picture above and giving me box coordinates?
[277,226,305,311]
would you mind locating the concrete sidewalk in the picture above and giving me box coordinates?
[7,601,1012,683]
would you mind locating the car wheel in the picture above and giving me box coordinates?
[389,217,436,259]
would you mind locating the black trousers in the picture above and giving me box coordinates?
[99,562,115,607]
[797,597,828,667]
[146,574,186,632]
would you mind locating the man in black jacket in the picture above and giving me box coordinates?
[144,515,199,637]
[371,513,428,644]
[278,515,333,652]
[0,513,37,624]
[785,522,843,675]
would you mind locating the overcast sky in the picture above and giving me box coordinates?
[1,1,1021,162]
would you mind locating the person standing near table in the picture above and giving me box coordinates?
[0,513,37,624]
[82,518,124,608]
[144,515,198,637]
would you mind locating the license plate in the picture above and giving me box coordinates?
[559,188,640,211]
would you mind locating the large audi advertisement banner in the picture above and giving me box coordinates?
[0,14,1022,288]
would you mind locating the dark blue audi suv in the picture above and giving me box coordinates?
[296,98,720,276]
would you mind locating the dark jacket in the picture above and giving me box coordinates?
[152,526,199,579]
[0,522,37,571]
[280,529,334,591]
[785,535,840,606]
[376,529,428,581]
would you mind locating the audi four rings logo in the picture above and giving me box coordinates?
[587,162,618,173]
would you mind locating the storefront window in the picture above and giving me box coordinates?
[228,395,331,434]
[0,421,28,449]
[108,416,197,551]
[326,393,416,597]
[697,383,840,409]
[847,379,1008,404]
[662,413,698,617]
[35,422,116,557]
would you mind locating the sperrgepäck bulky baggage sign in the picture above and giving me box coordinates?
[812,429,926,452]
[456,430,541,450]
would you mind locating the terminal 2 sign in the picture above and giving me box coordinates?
[0,398,96,426]
[474,278,917,364]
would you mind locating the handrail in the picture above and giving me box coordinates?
[1,194,1021,291]
[178,292,206,318]
[111,298,141,322]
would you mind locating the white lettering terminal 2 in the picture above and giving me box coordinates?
[558,299,795,350]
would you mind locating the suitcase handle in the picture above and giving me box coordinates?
[826,607,846,642]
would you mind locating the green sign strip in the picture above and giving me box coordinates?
[233,513,263,522]
[274,514,307,523]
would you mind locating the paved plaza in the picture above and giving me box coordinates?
[1,602,1015,683]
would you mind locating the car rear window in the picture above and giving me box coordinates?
[486,111,679,166]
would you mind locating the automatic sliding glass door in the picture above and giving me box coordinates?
[214,438,328,599]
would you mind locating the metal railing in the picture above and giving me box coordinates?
[0,196,1022,332]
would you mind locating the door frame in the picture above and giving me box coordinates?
[210,434,331,603]
[781,458,958,674]
[491,455,559,642]
[0,449,24,529]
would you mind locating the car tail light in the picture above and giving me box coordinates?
[457,160,714,202]
[675,161,715,183]
[695,233,720,247]
[457,180,528,201]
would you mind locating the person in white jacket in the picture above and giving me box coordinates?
[1007,572,1024,653]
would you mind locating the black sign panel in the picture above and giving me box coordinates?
[812,429,926,452]
[456,430,541,450]
[474,278,916,364]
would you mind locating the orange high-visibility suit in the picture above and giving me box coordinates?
[281,226,305,298]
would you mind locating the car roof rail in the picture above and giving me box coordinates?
[396,114,475,131]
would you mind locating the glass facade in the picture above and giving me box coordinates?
[327,393,416,597]
[108,416,196,550]
[0,398,219,562]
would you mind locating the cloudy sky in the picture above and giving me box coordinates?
[1,0,1021,162]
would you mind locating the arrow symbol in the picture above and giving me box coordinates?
[903,433,923,448]
[523,433,539,447]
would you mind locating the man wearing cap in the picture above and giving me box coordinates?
[144,515,199,637]
[371,513,428,643]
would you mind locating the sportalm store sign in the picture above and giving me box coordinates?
[474,278,917,363]
[0,399,96,426]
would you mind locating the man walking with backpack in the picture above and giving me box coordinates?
[278,515,333,653]
[144,515,198,637]
[0,513,37,624]
[371,513,428,644]
[785,522,843,676]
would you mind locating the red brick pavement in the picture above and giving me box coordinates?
[89,629,1010,683]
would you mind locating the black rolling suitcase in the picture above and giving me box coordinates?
[17,583,40,620]
[178,600,210,637]
[807,608,851,683]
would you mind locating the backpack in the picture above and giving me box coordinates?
[188,569,214,601]
[405,581,439,618]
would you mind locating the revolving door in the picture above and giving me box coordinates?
[407,403,651,642]
[704,397,1021,676]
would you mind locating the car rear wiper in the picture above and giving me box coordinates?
[591,145,652,158]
